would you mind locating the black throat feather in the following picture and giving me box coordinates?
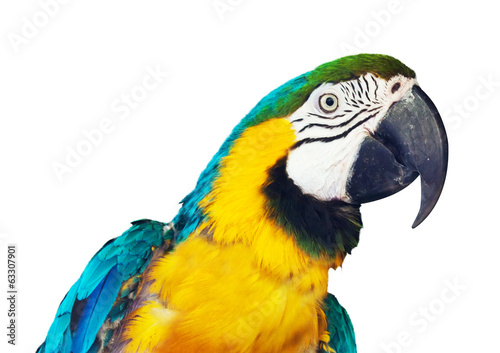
[262,157,363,259]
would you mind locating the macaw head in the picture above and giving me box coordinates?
[175,54,448,261]
[280,55,448,228]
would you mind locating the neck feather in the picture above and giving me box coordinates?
[175,117,362,280]
[263,157,362,260]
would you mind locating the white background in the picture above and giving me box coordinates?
[1,0,499,352]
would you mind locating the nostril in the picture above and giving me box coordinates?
[391,82,401,94]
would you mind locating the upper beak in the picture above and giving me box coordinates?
[347,85,448,228]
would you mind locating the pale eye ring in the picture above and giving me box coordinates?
[319,93,338,113]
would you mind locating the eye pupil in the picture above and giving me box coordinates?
[391,82,401,94]
[319,94,338,113]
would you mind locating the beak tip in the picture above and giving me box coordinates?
[412,208,432,228]
[412,206,432,228]
[411,181,446,229]
[411,218,422,229]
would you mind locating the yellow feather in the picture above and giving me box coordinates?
[121,301,178,353]
[120,118,334,352]
[199,118,335,277]
[145,236,322,352]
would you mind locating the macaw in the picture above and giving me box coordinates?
[37,54,448,353]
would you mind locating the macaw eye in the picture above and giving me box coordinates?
[319,93,338,113]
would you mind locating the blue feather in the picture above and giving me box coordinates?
[77,258,116,299]
[72,266,122,353]
[36,342,45,353]
[43,279,80,353]
[39,220,172,353]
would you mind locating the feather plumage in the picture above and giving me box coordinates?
[37,54,438,352]
[71,266,121,353]
[323,294,357,353]
[37,220,173,353]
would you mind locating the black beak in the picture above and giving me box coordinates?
[347,85,448,228]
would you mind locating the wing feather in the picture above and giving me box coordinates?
[37,220,174,353]
[321,293,357,353]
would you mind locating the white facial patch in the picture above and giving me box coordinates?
[285,73,415,202]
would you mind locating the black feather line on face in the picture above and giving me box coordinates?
[262,157,362,259]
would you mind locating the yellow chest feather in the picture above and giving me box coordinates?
[122,236,329,353]
[119,118,336,352]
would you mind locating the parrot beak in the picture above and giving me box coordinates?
[346,85,448,228]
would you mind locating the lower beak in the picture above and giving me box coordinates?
[347,85,448,228]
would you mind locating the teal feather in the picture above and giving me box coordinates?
[38,220,172,353]
[40,279,80,353]
[108,300,127,322]
[77,258,116,299]
[86,339,100,353]
[323,293,357,353]
[72,266,122,353]
[118,260,138,278]
[102,329,114,347]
